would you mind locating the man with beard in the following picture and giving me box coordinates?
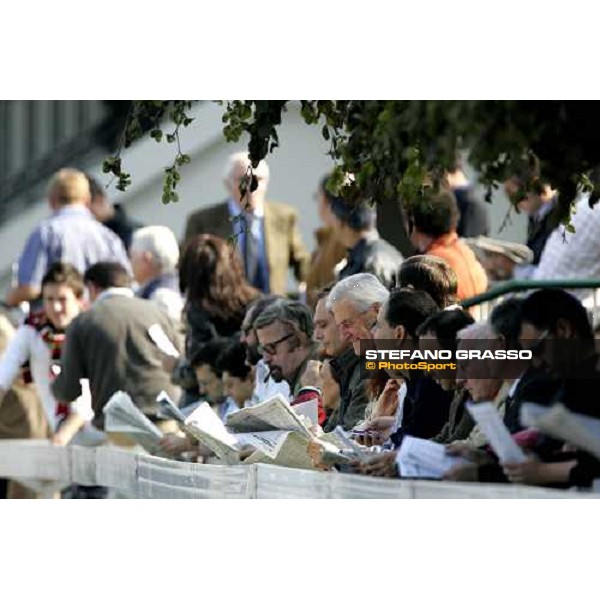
[254,300,326,424]
[240,296,291,405]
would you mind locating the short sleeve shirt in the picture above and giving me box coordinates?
[17,205,131,286]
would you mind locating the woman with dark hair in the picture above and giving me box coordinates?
[179,234,260,340]
[169,234,261,406]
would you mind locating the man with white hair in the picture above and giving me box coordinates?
[130,225,184,322]
[441,320,516,481]
[327,273,389,357]
[183,151,310,295]
[314,285,369,432]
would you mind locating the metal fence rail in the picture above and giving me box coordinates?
[461,279,600,324]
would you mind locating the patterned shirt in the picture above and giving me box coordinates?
[533,196,600,300]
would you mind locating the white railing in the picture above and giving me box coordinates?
[0,440,595,499]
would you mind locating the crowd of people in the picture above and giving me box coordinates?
[1,151,599,499]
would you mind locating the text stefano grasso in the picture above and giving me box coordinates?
[363,349,533,360]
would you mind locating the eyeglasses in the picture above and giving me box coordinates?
[258,333,294,356]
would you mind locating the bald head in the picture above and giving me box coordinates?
[47,169,91,208]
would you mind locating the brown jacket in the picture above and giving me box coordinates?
[430,387,474,445]
[183,201,310,296]
[0,381,50,440]
[305,227,346,304]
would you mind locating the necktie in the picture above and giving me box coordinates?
[244,213,259,286]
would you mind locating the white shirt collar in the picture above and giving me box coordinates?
[443,304,462,311]
[95,287,135,304]
[507,377,522,398]
[227,197,264,219]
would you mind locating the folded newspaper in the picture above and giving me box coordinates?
[183,402,242,465]
[317,426,376,465]
[243,431,316,470]
[102,391,164,454]
[520,402,600,460]
[156,390,186,424]
[227,394,315,463]
[183,395,317,467]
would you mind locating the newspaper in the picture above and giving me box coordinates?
[319,426,374,463]
[397,436,469,479]
[521,402,600,460]
[226,394,317,465]
[102,391,164,454]
[466,401,526,463]
[243,431,316,470]
[148,324,180,358]
[156,390,186,423]
[226,394,311,435]
[183,395,316,465]
[292,398,319,426]
[235,430,292,460]
[232,399,320,459]
[183,402,241,464]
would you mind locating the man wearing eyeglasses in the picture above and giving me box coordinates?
[182,152,310,296]
[254,300,326,425]
[240,296,291,405]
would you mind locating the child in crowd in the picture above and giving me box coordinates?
[0,263,97,446]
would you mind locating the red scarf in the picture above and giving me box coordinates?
[22,311,69,419]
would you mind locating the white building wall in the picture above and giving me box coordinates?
[87,102,337,247]
[0,101,527,295]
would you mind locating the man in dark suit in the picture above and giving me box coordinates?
[504,157,558,277]
[183,152,310,296]
[52,262,182,432]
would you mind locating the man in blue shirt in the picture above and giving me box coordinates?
[6,168,130,307]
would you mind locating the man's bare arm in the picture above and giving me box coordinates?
[5,285,41,307]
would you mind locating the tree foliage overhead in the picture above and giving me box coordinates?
[106,100,600,228]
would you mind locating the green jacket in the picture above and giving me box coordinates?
[324,348,369,432]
